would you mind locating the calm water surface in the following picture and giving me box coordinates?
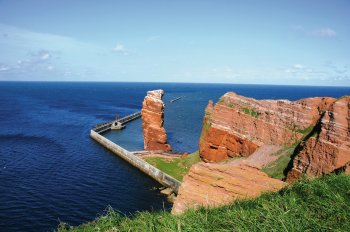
[0,82,349,231]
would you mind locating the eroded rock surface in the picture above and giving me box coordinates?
[142,89,171,151]
[287,96,350,181]
[199,92,336,162]
[172,156,286,214]
[173,92,349,214]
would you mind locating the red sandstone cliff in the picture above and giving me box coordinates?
[287,96,350,181]
[198,92,349,177]
[142,89,171,151]
[199,92,335,162]
[172,92,349,214]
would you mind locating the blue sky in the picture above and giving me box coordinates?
[0,0,349,85]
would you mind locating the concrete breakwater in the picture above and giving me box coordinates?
[90,116,181,193]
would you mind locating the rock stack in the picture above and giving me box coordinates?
[141,89,171,151]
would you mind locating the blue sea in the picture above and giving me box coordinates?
[0,82,349,232]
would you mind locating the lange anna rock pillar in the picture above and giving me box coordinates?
[141,89,171,151]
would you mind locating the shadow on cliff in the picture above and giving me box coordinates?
[283,113,324,179]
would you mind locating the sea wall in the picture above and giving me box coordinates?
[90,130,181,193]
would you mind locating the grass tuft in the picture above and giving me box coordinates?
[296,125,314,135]
[241,107,259,118]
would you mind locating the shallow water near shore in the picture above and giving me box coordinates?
[0,81,349,231]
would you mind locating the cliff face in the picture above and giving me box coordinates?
[287,96,350,181]
[141,90,171,151]
[199,92,349,179]
[199,92,335,162]
[173,92,349,214]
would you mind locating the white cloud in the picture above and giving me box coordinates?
[293,64,305,69]
[40,52,50,60]
[293,25,337,38]
[0,24,118,80]
[311,27,336,37]
[0,64,10,71]
[112,43,130,55]
[0,49,56,74]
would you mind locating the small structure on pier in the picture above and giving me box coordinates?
[111,121,125,130]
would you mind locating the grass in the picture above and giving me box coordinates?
[216,98,235,108]
[336,95,349,101]
[241,107,259,118]
[217,97,225,104]
[58,174,350,232]
[262,144,298,179]
[264,122,319,180]
[144,151,200,181]
[296,125,314,135]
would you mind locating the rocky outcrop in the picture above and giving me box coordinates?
[199,92,335,162]
[287,96,350,181]
[199,92,349,178]
[172,158,286,214]
[142,90,171,151]
[173,93,349,214]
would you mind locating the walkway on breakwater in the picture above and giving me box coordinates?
[90,112,181,193]
[93,111,141,133]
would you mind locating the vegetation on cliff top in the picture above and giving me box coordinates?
[263,122,320,180]
[144,151,200,181]
[241,107,259,118]
[262,144,298,179]
[58,174,350,231]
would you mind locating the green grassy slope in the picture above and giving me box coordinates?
[58,174,350,232]
[144,151,200,181]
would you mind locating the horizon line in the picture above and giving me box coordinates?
[0,80,349,88]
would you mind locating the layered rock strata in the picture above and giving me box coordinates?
[199,92,349,178]
[172,158,286,214]
[141,89,171,151]
[173,93,349,214]
[199,92,335,162]
[287,96,350,181]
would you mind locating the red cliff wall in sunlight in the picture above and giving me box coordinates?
[199,92,335,162]
[287,96,350,181]
[173,93,349,214]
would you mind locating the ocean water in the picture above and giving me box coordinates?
[0,82,349,232]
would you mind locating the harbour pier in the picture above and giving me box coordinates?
[90,111,181,193]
